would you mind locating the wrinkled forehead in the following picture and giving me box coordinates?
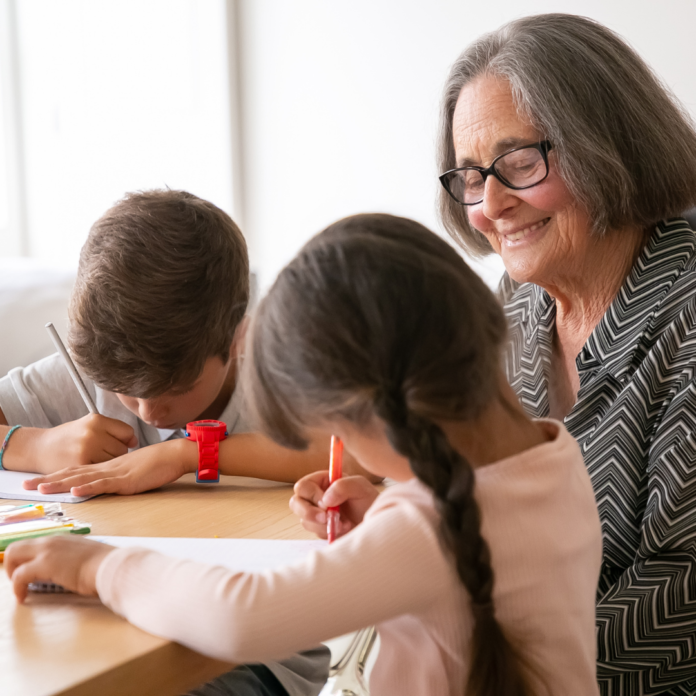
[451,75,540,168]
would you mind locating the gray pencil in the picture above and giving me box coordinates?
[45,322,99,415]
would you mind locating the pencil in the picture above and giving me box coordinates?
[45,322,99,415]
[326,435,343,543]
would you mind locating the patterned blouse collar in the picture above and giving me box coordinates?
[582,220,696,379]
[509,218,696,381]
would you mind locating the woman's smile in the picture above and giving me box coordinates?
[495,216,551,246]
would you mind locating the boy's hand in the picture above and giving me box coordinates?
[4,414,138,474]
[5,535,114,603]
[289,471,380,539]
[21,438,195,497]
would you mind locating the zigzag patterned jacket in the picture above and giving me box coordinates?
[501,218,696,696]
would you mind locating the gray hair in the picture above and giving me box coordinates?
[438,13,696,256]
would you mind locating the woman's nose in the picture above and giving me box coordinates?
[481,174,519,221]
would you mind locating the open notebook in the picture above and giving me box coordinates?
[0,470,93,503]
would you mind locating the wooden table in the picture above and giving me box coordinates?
[0,474,313,696]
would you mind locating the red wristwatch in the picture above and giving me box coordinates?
[185,420,228,483]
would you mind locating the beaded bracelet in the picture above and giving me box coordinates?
[0,425,22,470]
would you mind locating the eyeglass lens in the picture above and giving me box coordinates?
[448,146,548,205]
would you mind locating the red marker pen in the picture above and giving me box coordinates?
[327,435,343,543]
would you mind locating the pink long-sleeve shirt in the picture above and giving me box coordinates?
[96,420,602,695]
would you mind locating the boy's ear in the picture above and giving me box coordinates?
[231,316,250,360]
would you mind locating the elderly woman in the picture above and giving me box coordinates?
[438,13,696,695]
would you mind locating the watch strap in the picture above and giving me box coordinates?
[186,421,227,484]
[196,440,220,483]
[195,431,221,483]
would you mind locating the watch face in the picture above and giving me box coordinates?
[187,420,227,435]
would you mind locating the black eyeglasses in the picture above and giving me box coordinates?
[439,141,552,206]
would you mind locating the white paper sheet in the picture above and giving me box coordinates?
[0,470,93,503]
[92,536,328,572]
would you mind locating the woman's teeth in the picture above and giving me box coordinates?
[506,218,549,241]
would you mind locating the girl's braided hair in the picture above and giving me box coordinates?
[242,213,531,695]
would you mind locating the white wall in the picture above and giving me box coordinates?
[12,0,233,262]
[237,0,696,293]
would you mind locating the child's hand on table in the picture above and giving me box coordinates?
[5,536,114,603]
[21,438,193,497]
[4,414,138,474]
[22,431,384,497]
[290,471,380,539]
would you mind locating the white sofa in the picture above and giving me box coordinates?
[0,258,75,376]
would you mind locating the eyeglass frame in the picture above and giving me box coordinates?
[439,140,553,206]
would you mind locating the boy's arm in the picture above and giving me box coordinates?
[173,431,376,483]
[0,355,138,474]
[0,405,138,475]
[22,431,381,497]
[163,431,351,483]
[217,432,378,482]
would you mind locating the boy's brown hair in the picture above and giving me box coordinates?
[69,189,249,398]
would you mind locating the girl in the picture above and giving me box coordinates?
[5,214,601,695]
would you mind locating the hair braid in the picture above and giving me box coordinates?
[375,389,529,696]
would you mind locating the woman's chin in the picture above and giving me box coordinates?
[489,220,556,283]
[499,249,546,286]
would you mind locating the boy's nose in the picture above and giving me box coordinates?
[137,399,169,426]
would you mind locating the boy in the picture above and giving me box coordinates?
[0,189,342,486]
[0,189,333,696]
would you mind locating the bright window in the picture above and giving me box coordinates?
[3,0,234,263]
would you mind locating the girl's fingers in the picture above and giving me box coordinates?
[4,538,42,577]
[289,494,327,525]
[10,558,48,603]
[293,473,328,506]
[322,475,379,508]
[5,540,58,603]
[300,517,328,539]
[299,515,351,540]
[6,537,111,601]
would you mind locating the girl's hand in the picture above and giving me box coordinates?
[5,536,115,603]
[289,471,380,539]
